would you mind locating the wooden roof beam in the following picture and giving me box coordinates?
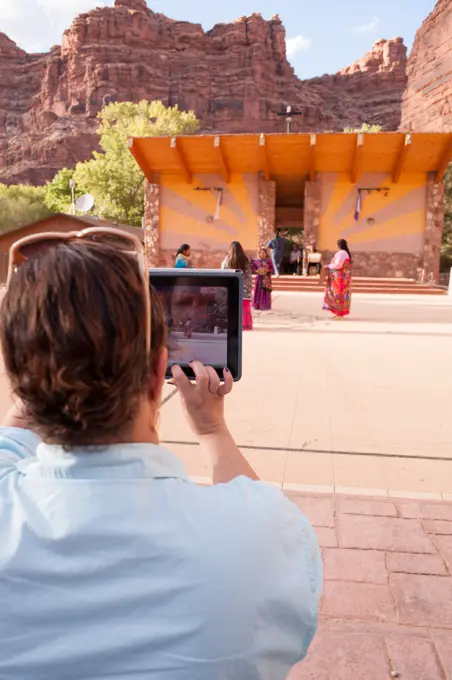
[170,137,192,183]
[393,133,412,184]
[435,136,452,182]
[309,134,317,182]
[351,133,364,184]
[213,136,231,183]
[259,134,271,181]
[128,138,154,182]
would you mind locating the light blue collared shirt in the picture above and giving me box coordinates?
[0,428,322,680]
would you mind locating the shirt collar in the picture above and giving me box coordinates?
[20,442,189,481]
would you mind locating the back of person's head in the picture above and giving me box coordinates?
[1,241,167,448]
[337,238,352,262]
[177,244,190,256]
[227,241,249,272]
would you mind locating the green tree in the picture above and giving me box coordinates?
[0,184,51,234]
[344,123,383,133]
[44,168,87,214]
[73,101,200,226]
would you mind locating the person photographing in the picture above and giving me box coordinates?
[0,228,321,679]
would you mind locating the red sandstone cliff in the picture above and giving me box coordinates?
[0,0,407,184]
[401,0,452,132]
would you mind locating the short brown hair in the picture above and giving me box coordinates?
[1,241,166,447]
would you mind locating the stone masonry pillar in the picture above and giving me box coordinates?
[304,176,321,247]
[423,173,444,284]
[143,180,160,268]
[258,172,276,250]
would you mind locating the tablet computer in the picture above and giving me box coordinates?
[150,269,243,381]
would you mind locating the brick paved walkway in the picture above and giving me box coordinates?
[288,492,452,680]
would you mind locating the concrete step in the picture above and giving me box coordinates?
[255,276,446,295]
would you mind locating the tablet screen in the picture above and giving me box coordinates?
[158,284,228,367]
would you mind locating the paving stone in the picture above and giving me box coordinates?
[322,581,395,622]
[386,635,446,680]
[433,535,452,570]
[423,519,452,535]
[337,498,397,517]
[337,514,435,553]
[386,552,448,576]
[397,501,422,519]
[323,548,387,584]
[287,494,335,527]
[288,631,390,679]
[315,527,338,548]
[391,573,452,628]
[432,631,452,679]
[421,504,452,521]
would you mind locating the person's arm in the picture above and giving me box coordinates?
[199,426,258,484]
[171,362,258,484]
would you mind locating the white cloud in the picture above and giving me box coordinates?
[286,34,312,59]
[353,16,380,34]
[0,0,111,52]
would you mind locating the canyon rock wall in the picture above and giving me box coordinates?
[0,0,408,184]
[401,0,452,132]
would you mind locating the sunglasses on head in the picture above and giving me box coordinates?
[7,227,151,354]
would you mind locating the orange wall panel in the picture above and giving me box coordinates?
[160,173,259,255]
[319,173,427,254]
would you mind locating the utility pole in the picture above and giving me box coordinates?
[276,105,304,133]
[69,179,76,215]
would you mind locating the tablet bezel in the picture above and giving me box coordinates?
[150,269,243,381]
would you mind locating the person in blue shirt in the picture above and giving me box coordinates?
[0,236,321,680]
[267,230,285,277]
[175,243,192,268]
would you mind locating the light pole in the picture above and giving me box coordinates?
[69,179,76,214]
[276,105,304,133]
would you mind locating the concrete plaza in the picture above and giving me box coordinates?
[161,291,452,499]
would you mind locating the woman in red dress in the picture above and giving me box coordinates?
[322,239,352,319]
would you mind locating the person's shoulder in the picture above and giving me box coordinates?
[197,477,316,547]
[0,428,41,479]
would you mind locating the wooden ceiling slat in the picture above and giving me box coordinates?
[130,133,452,180]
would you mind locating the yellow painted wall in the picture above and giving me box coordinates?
[319,173,427,253]
[160,173,259,254]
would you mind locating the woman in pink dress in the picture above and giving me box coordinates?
[252,248,274,311]
[221,241,253,330]
[322,239,352,318]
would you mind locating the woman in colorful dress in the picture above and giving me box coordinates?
[221,241,253,330]
[252,247,274,311]
[322,238,352,319]
[175,244,192,268]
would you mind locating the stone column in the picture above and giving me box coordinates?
[304,176,321,247]
[143,180,160,268]
[423,173,444,284]
[258,172,276,250]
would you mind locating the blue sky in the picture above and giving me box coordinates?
[0,0,437,78]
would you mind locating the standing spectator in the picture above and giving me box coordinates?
[175,244,192,268]
[289,243,302,275]
[221,241,253,331]
[267,230,285,277]
[252,247,274,311]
